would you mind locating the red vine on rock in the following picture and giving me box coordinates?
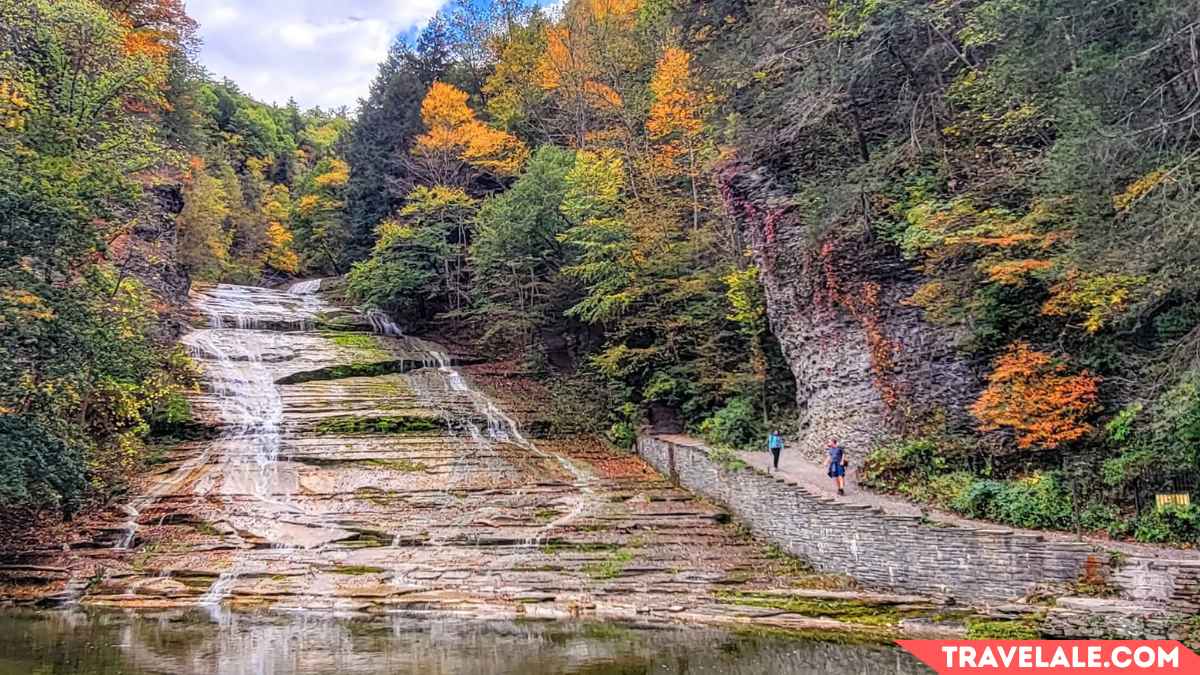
[819,239,906,415]
[715,159,780,270]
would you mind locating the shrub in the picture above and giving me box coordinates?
[951,479,1006,520]
[951,473,1072,530]
[993,473,1073,529]
[699,396,762,450]
[860,438,942,483]
[709,446,749,471]
[1077,502,1124,536]
[918,471,976,509]
[607,421,636,449]
[1133,504,1200,545]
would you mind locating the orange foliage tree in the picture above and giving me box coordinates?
[412,81,528,185]
[970,342,1100,449]
[646,46,706,228]
[534,0,638,146]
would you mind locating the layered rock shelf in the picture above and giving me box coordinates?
[0,283,962,638]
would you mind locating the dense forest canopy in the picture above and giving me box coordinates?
[2,0,1198,544]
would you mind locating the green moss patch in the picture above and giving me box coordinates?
[326,331,388,353]
[965,617,1042,639]
[583,548,634,579]
[314,415,444,435]
[540,541,622,555]
[354,487,397,506]
[277,361,423,385]
[714,591,926,627]
[327,565,387,576]
[364,458,428,472]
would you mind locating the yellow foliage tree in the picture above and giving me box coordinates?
[412,82,528,183]
[261,184,298,273]
[646,47,707,228]
[534,0,638,146]
[176,157,230,278]
[1041,270,1145,333]
[314,158,350,188]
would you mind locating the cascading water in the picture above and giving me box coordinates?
[288,279,322,295]
[180,284,334,609]
[367,309,404,337]
[367,319,597,548]
[183,329,287,505]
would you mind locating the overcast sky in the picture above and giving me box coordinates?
[188,0,449,111]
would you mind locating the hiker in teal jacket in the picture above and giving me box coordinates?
[767,430,783,472]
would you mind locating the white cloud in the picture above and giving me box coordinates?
[187,0,448,110]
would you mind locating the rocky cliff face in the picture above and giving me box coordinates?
[720,165,983,458]
[115,182,192,338]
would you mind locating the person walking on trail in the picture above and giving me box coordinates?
[825,438,847,496]
[767,430,783,472]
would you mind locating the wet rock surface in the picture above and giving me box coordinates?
[0,283,954,638]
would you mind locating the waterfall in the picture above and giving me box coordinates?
[184,329,286,505]
[363,312,596,547]
[367,309,404,337]
[288,278,322,295]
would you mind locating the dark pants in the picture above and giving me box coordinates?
[770,448,781,469]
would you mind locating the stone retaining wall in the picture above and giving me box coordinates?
[637,435,1200,637]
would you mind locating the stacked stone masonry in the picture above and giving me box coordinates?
[637,435,1200,638]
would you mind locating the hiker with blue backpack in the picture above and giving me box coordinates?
[825,438,848,496]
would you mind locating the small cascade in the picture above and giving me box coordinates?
[117,522,137,550]
[360,311,596,548]
[201,571,237,605]
[46,575,92,608]
[367,309,404,337]
[287,278,322,295]
[200,571,239,622]
[197,283,325,331]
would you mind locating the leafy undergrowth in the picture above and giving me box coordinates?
[861,436,1200,545]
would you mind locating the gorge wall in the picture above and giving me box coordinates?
[720,166,982,458]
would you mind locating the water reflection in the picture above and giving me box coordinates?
[0,610,930,675]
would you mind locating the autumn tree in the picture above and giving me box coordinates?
[410,81,529,186]
[971,342,1100,450]
[348,186,479,319]
[261,184,299,274]
[646,47,707,229]
[292,158,352,274]
[176,158,231,278]
[533,0,639,147]
[483,12,552,141]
